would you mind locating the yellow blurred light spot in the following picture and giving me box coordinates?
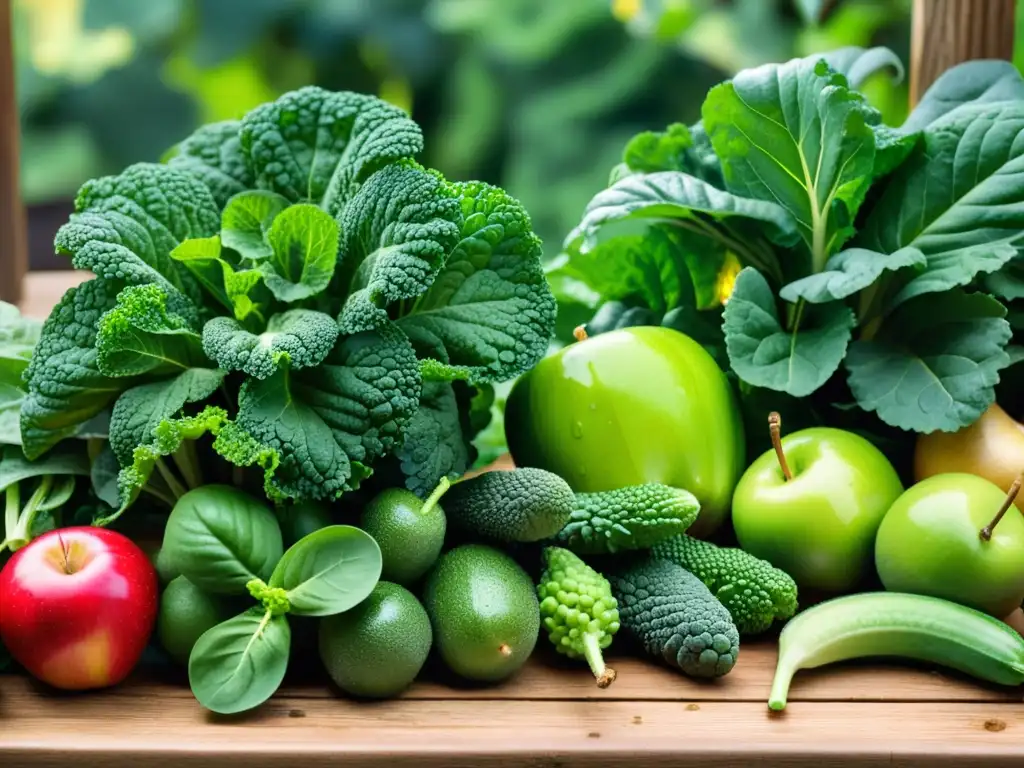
[163,52,279,124]
[717,252,742,305]
[611,0,643,23]
[378,77,413,114]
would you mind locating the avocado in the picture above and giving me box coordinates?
[422,544,540,682]
[318,581,432,699]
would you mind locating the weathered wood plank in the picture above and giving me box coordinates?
[0,0,27,304]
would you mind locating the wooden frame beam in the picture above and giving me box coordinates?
[0,0,26,305]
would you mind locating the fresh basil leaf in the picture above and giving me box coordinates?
[269,525,381,616]
[202,310,339,380]
[564,172,797,283]
[984,255,1024,301]
[170,236,267,323]
[857,102,1024,305]
[724,267,856,397]
[901,60,1024,133]
[397,380,471,496]
[845,290,1013,432]
[780,247,926,304]
[162,484,284,594]
[703,53,879,272]
[261,203,340,303]
[188,608,291,715]
[221,190,290,261]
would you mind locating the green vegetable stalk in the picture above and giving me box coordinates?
[537,547,620,687]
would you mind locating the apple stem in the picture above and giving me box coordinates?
[421,476,451,517]
[57,533,72,574]
[980,473,1022,541]
[573,325,589,342]
[769,412,793,481]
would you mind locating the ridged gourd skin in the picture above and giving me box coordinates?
[609,557,739,678]
[651,534,798,635]
[422,544,540,682]
[537,547,621,687]
[444,468,575,542]
[556,484,701,554]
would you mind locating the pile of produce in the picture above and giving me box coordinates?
[2,46,1023,717]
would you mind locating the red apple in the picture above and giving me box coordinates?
[0,526,159,690]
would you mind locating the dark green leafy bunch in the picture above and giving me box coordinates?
[18,86,556,521]
[551,48,1024,437]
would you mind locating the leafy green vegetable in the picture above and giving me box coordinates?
[202,310,338,379]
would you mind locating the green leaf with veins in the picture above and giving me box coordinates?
[108,368,225,466]
[221,190,290,261]
[564,172,797,284]
[984,255,1024,301]
[261,204,339,303]
[397,381,471,497]
[338,164,463,334]
[188,607,291,715]
[845,290,1013,433]
[236,324,421,501]
[394,180,556,383]
[780,247,926,304]
[901,60,1024,133]
[202,310,338,380]
[724,267,856,397]
[95,284,207,378]
[0,443,90,495]
[703,55,879,273]
[855,102,1024,306]
[171,236,267,323]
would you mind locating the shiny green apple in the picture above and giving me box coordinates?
[504,325,745,537]
[731,419,904,593]
[875,472,1024,619]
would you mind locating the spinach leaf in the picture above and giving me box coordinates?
[188,607,291,715]
[269,525,382,616]
[845,291,1013,432]
[780,246,926,304]
[162,484,284,594]
[261,204,340,303]
[901,60,1024,133]
[723,267,856,397]
[221,190,289,261]
[703,55,879,273]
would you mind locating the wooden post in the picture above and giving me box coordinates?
[0,0,25,305]
[910,0,1017,105]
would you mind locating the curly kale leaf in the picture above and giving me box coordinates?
[395,180,556,383]
[396,381,470,497]
[239,85,423,213]
[167,120,254,209]
[236,323,421,500]
[337,164,463,334]
[202,309,338,380]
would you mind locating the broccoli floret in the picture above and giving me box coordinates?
[608,557,739,679]
[537,547,621,688]
[651,534,798,636]
[555,484,700,554]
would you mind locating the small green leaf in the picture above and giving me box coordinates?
[162,484,283,594]
[202,310,339,380]
[984,255,1024,301]
[724,267,856,397]
[170,236,267,323]
[890,242,1017,308]
[269,525,382,617]
[845,290,1013,432]
[262,204,339,303]
[188,608,291,715]
[221,190,290,261]
[901,60,1024,133]
[780,247,925,304]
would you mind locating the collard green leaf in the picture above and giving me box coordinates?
[188,608,291,715]
[394,180,556,383]
[202,310,338,380]
[261,204,339,303]
[901,60,1024,133]
[108,368,225,466]
[338,165,463,334]
[239,85,423,213]
[564,172,797,283]
[167,120,254,208]
[397,380,471,497]
[0,443,90,495]
[170,236,267,323]
[20,279,127,460]
[984,255,1024,301]
[95,284,206,378]
[162,483,284,594]
[857,102,1024,306]
[221,190,289,261]
[818,46,904,90]
[269,525,382,617]
[845,290,1013,432]
[236,324,421,501]
[703,54,879,272]
[724,267,856,397]
[780,246,926,304]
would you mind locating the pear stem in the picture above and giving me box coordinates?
[980,473,1022,541]
[573,325,589,342]
[769,412,793,481]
